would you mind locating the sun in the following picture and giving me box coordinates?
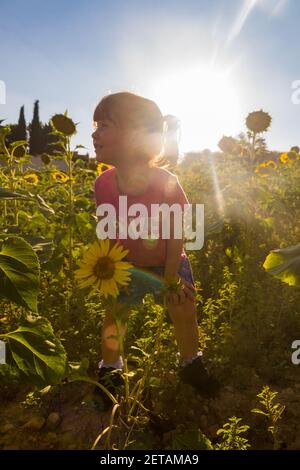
[149,64,240,153]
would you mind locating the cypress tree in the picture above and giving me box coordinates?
[6,105,27,146]
[29,100,43,156]
[16,105,27,141]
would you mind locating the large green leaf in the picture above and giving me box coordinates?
[0,236,40,311]
[0,316,67,387]
[263,244,300,287]
[0,187,30,199]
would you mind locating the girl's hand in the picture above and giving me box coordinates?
[165,276,196,305]
[180,278,196,302]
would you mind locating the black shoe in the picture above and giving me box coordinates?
[178,356,220,398]
[93,367,124,411]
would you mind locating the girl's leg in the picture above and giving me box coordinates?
[167,296,199,363]
[101,302,131,365]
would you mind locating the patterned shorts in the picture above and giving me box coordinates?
[117,256,195,305]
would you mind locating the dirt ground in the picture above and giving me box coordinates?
[1,376,300,450]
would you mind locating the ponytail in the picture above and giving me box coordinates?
[151,114,181,169]
[163,114,181,167]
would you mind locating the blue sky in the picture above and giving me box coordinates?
[0,0,300,155]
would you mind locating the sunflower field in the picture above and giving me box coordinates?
[0,110,300,451]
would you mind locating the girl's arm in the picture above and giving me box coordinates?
[164,219,195,304]
[164,212,183,280]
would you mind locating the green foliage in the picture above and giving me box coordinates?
[0,236,40,311]
[169,428,213,450]
[0,316,67,387]
[251,386,285,449]
[0,187,30,199]
[263,244,300,287]
[0,108,300,450]
[215,416,250,450]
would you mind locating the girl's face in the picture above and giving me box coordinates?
[92,118,138,166]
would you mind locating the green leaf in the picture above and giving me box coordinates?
[148,376,161,388]
[74,145,87,150]
[75,212,93,236]
[9,140,28,150]
[0,187,30,200]
[22,235,54,264]
[27,193,55,215]
[65,358,89,381]
[42,245,64,274]
[263,244,300,287]
[170,429,213,450]
[0,316,67,387]
[251,408,268,416]
[0,236,40,312]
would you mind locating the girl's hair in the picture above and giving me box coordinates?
[93,91,180,167]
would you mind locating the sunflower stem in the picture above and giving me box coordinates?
[112,299,130,403]
[127,294,166,420]
[65,136,75,318]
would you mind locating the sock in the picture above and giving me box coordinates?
[177,351,203,367]
[98,356,124,370]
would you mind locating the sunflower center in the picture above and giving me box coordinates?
[93,256,115,279]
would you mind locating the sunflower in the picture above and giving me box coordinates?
[255,160,277,177]
[51,114,76,136]
[279,151,298,164]
[246,110,272,134]
[23,173,39,184]
[218,136,238,154]
[52,171,69,182]
[97,163,113,175]
[74,239,133,298]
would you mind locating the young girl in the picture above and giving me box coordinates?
[92,91,219,410]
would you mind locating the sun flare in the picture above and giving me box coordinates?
[149,65,240,153]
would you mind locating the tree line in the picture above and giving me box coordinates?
[5,100,63,157]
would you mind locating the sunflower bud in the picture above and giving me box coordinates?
[41,153,51,165]
[13,145,26,158]
[51,114,76,136]
[218,136,238,154]
[246,110,272,134]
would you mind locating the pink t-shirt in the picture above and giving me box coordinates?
[94,167,189,266]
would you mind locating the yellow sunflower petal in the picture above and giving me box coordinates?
[98,238,110,257]
[114,274,131,286]
[114,269,132,279]
[77,277,95,288]
[101,278,118,298]
[85,242,102,258]
[114,267,132,279]
[114,273,131,284]
[74,265,94,277]
[115,261,134,270]
[108,242,129,261]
